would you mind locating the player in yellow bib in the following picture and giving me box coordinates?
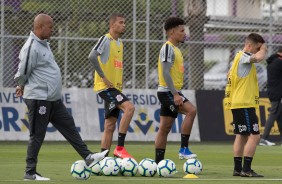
[88,13,135,159]
[224,33,267,177]
[155,17,197,164]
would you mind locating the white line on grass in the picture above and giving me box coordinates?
[94,178,282,181]
[1,178,282,182]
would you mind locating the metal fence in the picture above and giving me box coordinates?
[1,0,282,90]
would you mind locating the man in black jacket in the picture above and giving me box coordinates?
[260,47,282,146]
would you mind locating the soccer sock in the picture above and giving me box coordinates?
[101,148,109,156]
[181,134,190,148]
[234,157,242,172]
[155,148,165,164]
[117,133,126,147]
[242,156,253,172]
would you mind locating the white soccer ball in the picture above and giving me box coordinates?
[100,157,120,176]
[115,157,122,167]
[138,158,157,177]
[157,159,177,177]
[70,160,91,180]
[120,158,138,176]
[183,158,203,174]
[91,161,101,176]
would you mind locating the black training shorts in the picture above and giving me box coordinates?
[98,88,128,119]
[157,91,189,118]
[231,108,260,135]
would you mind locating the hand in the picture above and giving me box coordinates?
[102,77,114,88]
[173,93,183,106]
[260,43,267,51]
[15,86,24,97]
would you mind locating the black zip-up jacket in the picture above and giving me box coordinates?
[266,53,282,101]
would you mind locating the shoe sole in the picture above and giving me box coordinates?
[241,174,264,177]
[23,178,50,181]
[88,150,109,167]
[259,143,275,146]
[179,154,197,160]
[113,153,134,159]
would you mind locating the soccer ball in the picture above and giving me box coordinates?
[138,158,157,177]
[120,158,138,176]
[100,157,120,176]
[115,157,122,167]
[157,159,177,177]
[91,161,101,176]
[70,160,91,180]
[183,158,203,174]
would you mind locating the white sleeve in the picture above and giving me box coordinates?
[240,52,252,64]
[94,36,107,54]
[159,44,175,63]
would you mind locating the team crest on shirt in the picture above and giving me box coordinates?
[38,106,46,115]
[170,105,175,112]
[116,94,123,102]
[253,124,259,132]
[109,102,115,110]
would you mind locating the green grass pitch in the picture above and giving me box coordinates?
[0,141,281,184]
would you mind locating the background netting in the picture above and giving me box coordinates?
[1,0,281,90]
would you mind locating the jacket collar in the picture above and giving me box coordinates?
[30,31,49,46]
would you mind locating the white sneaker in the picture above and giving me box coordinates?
[24,173,50,181]
[259,139,276,146]
[86,150,109,167]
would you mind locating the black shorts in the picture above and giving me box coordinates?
[157,91,189,118]
[231,108,260,135]
[98,88,128,119]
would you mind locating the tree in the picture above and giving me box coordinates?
[185,0,208,89]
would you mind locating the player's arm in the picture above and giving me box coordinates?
[88,49,105,78]
[162,62,177,95]
[162,64,183,106]
[88,49,113,88]
[160,44,183,106]
[250,43,267,63]
[14,41,37,97]
[88,36,113,88]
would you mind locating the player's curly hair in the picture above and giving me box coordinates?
[164,17,185,31]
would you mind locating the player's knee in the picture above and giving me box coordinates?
[126,103,135,114]
[160,125,172,135]
[104,123,116,133]
[190,107,197,117]
[163,128,171,135]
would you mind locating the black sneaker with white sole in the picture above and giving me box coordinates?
[240,170,264,177]
[233,170,241,176]
[24,172,50,181]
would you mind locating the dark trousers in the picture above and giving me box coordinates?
[262,100,282,140]
[24,99,91,174]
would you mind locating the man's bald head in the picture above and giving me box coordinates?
[33,13,54,40]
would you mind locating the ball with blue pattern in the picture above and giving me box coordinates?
[120,158,138,176]
[183,158,203,174]
[138,158,157,177]
[100,157,120,176]
[157,159,177,177]
[70,160,91,180]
